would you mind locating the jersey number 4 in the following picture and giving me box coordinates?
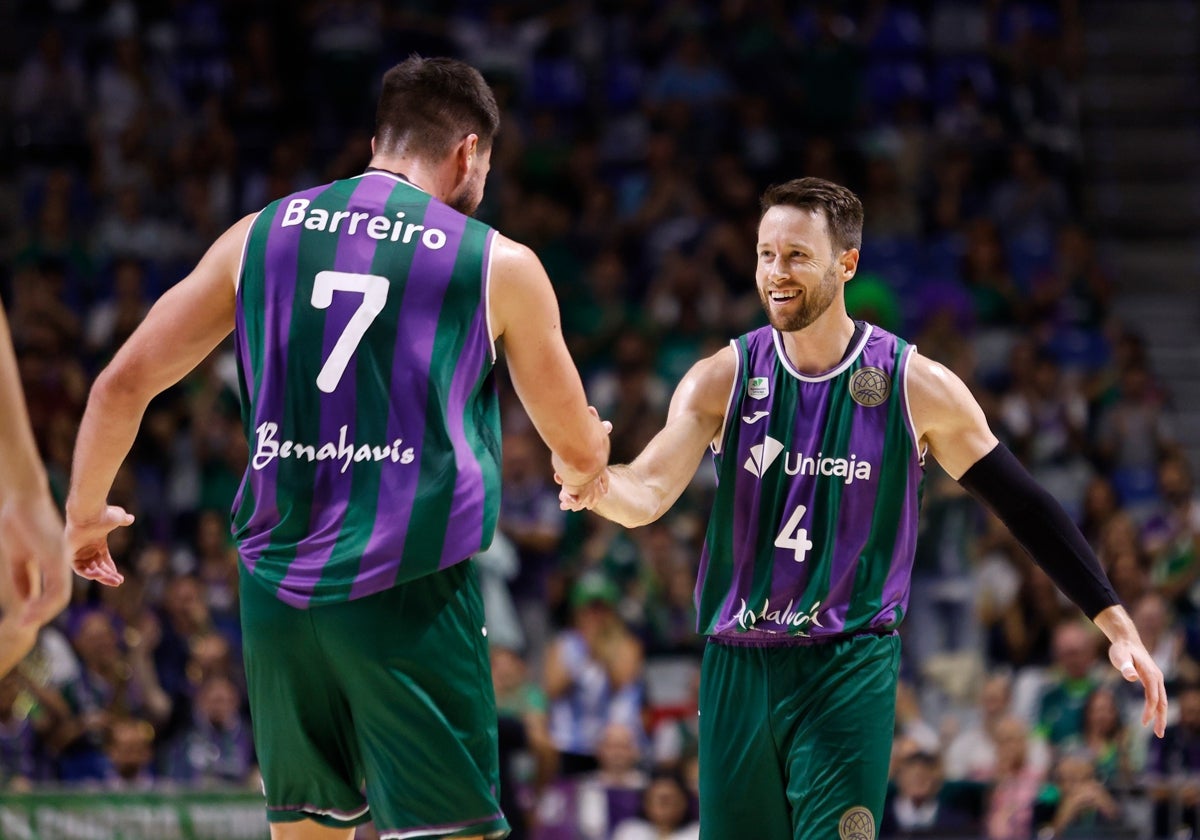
[311,270,390,393]
[775,504,814,563]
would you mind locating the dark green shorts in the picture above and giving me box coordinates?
[239,561,509,839]
[697,633,900,840]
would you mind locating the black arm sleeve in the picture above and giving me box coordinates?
[957,443,1120,619]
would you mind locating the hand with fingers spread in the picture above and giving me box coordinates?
[65,505,135,588]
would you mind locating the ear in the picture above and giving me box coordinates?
[370,136,376,155]
[457,133,480,176]
[839,248,860,282]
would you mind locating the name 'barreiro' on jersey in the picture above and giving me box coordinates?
[279,197,449,249]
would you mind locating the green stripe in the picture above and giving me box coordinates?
[232,210,275,538]
[846,340,916,627]
[398,219,491,579]
[698,337,749,632]
[262,180,356,593]
[317,182,432,598]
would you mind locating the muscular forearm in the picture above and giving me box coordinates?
[0,308,49,501]
[590,465,670,528]
[66,370,151,520]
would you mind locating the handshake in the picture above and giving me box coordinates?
[553,406,612,513]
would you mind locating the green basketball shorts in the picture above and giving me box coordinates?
[697,633,900,840]
[239,560,510,839]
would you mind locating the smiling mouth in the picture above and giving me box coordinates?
[769,290,801,303]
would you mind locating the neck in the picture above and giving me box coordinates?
[367,154,447,202]
[779,311,856,375]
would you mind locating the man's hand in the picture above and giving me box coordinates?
[557,467,610,511]
[65,506,135,588]
[553,407,612,510]
[0,493,68,628]
[1107,633,1168,738]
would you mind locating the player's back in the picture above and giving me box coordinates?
[232,171,502,608]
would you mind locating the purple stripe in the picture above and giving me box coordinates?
[236,187,325,573]
[437,228,495,569]
[278,177,384,603]
[349,199,468,600]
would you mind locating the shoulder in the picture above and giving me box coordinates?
[489,233,538,270]
[674,345,737,413]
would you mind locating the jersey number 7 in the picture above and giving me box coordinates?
[310,270,391,393]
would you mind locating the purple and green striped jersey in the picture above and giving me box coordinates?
[231,171,502,608]
[698,322,925,643]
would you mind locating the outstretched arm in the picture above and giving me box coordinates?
[908,351,1168,737]
[562,347,735,528]
[490,235,610,484]
[0,305,67,675]
[65,214,253,586]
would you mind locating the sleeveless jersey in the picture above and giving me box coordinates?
[698,322,924,643]
[231,171,501,608]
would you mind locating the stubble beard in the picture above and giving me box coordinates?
[448,169,485,216]
[759,263,840,333]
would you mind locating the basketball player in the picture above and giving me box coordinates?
[65,57,610,840]
[559,178,1167,839]
[0,303,68,677]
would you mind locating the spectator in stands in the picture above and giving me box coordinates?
[545,572,644,776]
[881,745,979,836]
[611,771,699,840]
[536,721,648,840]
[983,717,1044,840]
[1061,684,1133,786]
[1145,682,1200,838]
[500,427,568,664]
[1095,361,1176,510]
[1032,751,1124,838]
[164,674,254,786]
[55,609,170,782]
[0,671,44,790]
[945,672,1028,783]
[492,642,554,838]
[104,716,157,791]
[1036,621,1105,747]
[1144,452,1200,614]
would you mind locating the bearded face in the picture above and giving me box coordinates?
[755,205,848,333]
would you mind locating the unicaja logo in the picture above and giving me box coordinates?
[744,436,785,477]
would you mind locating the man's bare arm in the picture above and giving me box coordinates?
[489,235,609,483]
[908,351,1167,736]
[567,348,735,528]
[65,214,253,584]
[0,304,68,668]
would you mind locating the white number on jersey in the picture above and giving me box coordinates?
[775,504,814,563]
[310,270,390,393]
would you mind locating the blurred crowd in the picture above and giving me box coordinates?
[1,1,1198,838]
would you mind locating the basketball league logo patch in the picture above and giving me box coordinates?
[839,806,875,840]
[848,367,890,407]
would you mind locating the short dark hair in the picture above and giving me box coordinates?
[760,177,864,254]
[375,55,500,159]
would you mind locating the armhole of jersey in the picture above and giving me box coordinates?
[710,338,741,455]
[483,230,497,364]
[232,211,261,294]
[899,343,927,466]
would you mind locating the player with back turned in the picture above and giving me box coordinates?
[65,56,610,840]
[560,177,1167,840]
